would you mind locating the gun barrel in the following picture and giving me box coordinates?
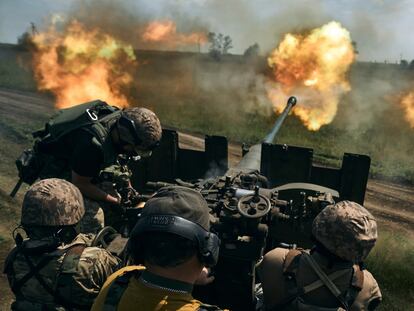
[229,96,296,173]
[263,96,297,144]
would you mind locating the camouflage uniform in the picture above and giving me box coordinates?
[259,201,382,311]
[80,182,120,234]
[4,179,121,310]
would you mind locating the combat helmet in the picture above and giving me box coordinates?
[117,107,162,156]
[312,200,377,263]
[21,178,85,227]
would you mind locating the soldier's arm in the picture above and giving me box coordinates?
[75,247,122,308]
[72,171,120,204]
[350,270,382,311]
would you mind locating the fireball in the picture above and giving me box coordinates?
[400,92,414,128]
[142,20,207,47]
[267,21,356,130]
[31,20,137,108]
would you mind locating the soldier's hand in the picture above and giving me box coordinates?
[195,267,215,285]
[120,187,141,207]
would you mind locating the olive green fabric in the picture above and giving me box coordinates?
[258,248,382,310]
[140,186,210,231]
[36,100,121,180]
[79,182,122,234]
[5,234,121,311]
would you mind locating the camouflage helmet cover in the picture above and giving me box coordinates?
[312,200,377,262]
[121,107,162,150]
[21,178,85,227]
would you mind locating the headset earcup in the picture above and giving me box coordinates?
[127,235,145,265]
[199,233,220,267]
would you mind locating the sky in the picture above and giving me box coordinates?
[1,0,414,62]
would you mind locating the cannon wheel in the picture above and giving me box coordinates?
[237,194,271,218]
[91,226,118,248]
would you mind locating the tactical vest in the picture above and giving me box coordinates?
[279,249,364,311]
[4,241,88,310]
[16,100,123,184]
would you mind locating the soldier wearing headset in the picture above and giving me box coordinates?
[29,100,162,233]
[91,186,225,311]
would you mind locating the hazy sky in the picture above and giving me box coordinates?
[1,0,413,62]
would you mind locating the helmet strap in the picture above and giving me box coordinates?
[56,226,78,244]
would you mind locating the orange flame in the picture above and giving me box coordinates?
[142,20,207,46]
[31,20,137,108]
[267,21,355,130]
[400,92,414,128]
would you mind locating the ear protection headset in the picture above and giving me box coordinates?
[116,113,160,150]
[130,214,220,267]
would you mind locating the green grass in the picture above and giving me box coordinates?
[366,229,414,309]
[0,46,37,91]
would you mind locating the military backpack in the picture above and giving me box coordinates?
[11,100,122,197]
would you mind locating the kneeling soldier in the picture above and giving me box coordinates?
[259,201,382,311]
[4,178,121,310]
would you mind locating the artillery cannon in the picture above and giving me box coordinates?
[118,96,371,310]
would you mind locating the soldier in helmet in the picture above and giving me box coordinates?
[91,186,224,311]
[3,178,121,310]
[258,201,382,311]
[32,102,162,233]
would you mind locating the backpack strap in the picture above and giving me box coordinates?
[13,243,89,310]
[7,248,56,296]
[279,250,353,310]
[84,109,122,145]
[282,248,305,300]
[103,270,138,311]
[343,265,364,307]
[301,253,350,310]
[283,248,303,275]
[54,244,88,309]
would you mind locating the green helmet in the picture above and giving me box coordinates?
[312,200,377,263]
[21,178,85,227]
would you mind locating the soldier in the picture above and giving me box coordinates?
[4,178,121,310]
[28,101,162,232]
[258,200,382,311]
[91,186,224,311]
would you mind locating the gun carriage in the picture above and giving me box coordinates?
[105,96,370,310]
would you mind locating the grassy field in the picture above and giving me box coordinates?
[366,230,414,309]
[0,43,413,309]
[1,43,414,182]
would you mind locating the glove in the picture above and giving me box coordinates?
[121,187,141,207]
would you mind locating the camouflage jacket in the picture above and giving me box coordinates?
[4,233,121,311]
